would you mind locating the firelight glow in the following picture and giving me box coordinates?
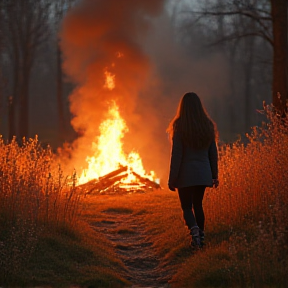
[104,70,115,90]
[78,70,155,185]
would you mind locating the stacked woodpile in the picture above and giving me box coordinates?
[78,165,161,195]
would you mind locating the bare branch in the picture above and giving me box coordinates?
[181,6,273,46]
[206,30,273,47]
[183,10,272,21]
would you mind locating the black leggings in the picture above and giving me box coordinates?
[178,186,206,231]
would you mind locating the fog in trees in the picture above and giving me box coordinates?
[0,0,285,152]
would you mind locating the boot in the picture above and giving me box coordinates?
[190,226,201,249]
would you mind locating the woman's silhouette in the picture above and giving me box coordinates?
[167,92,219,248]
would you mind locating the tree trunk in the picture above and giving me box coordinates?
[228,42,237,136]
[0,64,4,132]
[271,0,287,113]
[57,44,65,141]
[8,96,16,140]
[18,70,30,138]
[9,47,20,140]
[18,49,32,138]
[243,35,255,132]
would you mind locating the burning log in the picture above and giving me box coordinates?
[77,166,127,191]
[78,164,161,195]
[131,171,161,190]
[90,173,128,195]
[98,165,128,181]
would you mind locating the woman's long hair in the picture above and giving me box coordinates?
[167,92,217,149]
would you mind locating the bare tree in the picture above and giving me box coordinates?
[271,0,287,114]
[241,16,256,131]
[51,0,75,143]
[1,0,51,139]
[189,0,287,113]
[0,1,11,136]
[0,1,4,128]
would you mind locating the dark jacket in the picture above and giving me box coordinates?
[168,130,218,188]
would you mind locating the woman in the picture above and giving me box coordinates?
[167,92,219,249]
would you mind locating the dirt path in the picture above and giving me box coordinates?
[90,209,173,288]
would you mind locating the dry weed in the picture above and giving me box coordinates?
[177,105,288,286]
[0,136,81,283]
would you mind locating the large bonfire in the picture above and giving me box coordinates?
[59,0,166,195]
[77,70,161,195]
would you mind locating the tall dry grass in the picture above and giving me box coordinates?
[208,107,287,231]
[174,105,288,287]
[1,104,287,287]
[0,136,81,283]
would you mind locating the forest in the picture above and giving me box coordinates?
[0,0,287,287]
[0,0,286,146]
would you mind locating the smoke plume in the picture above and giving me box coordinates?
[60,0,229,182]
[60,0,166,175]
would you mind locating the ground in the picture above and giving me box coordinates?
[81,189,187,288]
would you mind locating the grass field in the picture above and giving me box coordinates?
[0,107,288,287]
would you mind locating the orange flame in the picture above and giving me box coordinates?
[104,70,115,90]
[78,69,155,185]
